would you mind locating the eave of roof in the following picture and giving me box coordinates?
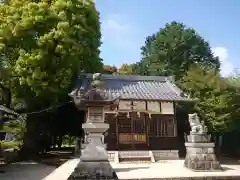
[72,74,193,102]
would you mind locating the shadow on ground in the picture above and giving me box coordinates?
[114,166,150,173]
[0,149,74,180]
[40,150,74,167]
[0,162,56,180]
[220,157,240,165]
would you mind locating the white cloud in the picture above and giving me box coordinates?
[101,14,133,49]
[213,47,233,77]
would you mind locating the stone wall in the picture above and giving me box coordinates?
[152,150,179,161]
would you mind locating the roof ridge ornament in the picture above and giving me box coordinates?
[92,73,103,88]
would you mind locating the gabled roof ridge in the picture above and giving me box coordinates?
[73,74,192,101]
[79,73,172,81]
[165,80,183,95]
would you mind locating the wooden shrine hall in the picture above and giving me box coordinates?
[72,74,192,161]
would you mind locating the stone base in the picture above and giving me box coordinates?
[67,161,118,180]
[152,150,179,161]
[81,143,109,162]
[184,142,222,171]
[187,133,211,143]
[184,154,222,171]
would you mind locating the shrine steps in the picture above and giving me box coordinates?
[117,151,154,163]
[107,150,179,163]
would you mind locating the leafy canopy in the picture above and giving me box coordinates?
[0,0,102,108]
[135,21,220,80]
[181,64,240,132]
[117,63,135,75]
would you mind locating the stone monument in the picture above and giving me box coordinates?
[184,113,222,171]
[68,73,119,180]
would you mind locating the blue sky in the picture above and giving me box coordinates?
[95,0,240,76]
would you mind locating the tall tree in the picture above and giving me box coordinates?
[224,72,240,131]
[137,21,220,80]
[117,63,135,75]
[0,56,11,108]
[0,0,102,155]
[0,0,102,109]
[103,65,117,74]
[181,64,240,132]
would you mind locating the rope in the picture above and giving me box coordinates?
[0,101,73,117]
[25,101,73,115]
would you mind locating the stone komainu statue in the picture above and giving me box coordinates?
[188,113,208,134]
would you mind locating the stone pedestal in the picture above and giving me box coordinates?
[74,137,81,156]
[69,122,117,179]
[80,132,108,162]
[184,133,222,171]
[69,73,119,179]
[68,162,117,180]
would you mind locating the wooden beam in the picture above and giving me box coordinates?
[114,109,160,114]
[145,100,148,111]
[116,114,119,150]
[159,101,162,113]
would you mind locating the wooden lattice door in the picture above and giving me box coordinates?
[117,112,149,150]
[104,113,117,150]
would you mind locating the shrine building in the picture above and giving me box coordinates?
[71,73,192,162]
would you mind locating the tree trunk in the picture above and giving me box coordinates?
[57,136,63,148]
[0,83,11,108]
[20,117,39,159]
[218,134,223,155]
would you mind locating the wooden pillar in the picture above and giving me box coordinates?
[173,102,178,137]
[130,100,134,149]
[116,113,119,150]
[145,101,150,146]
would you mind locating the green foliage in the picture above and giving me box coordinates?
[225,70,240,88]
[0,0,101,154]
[103,65,117,74]
[130,21,240,132]
[136,21,220,80]
[117,63,135,75]
[0,0,102,108]
[181,65,240,132]
[0,140,21,150]
[62,135,75,146]
[0,114,26,151]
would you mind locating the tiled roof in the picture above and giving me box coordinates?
[72,74,191,101]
